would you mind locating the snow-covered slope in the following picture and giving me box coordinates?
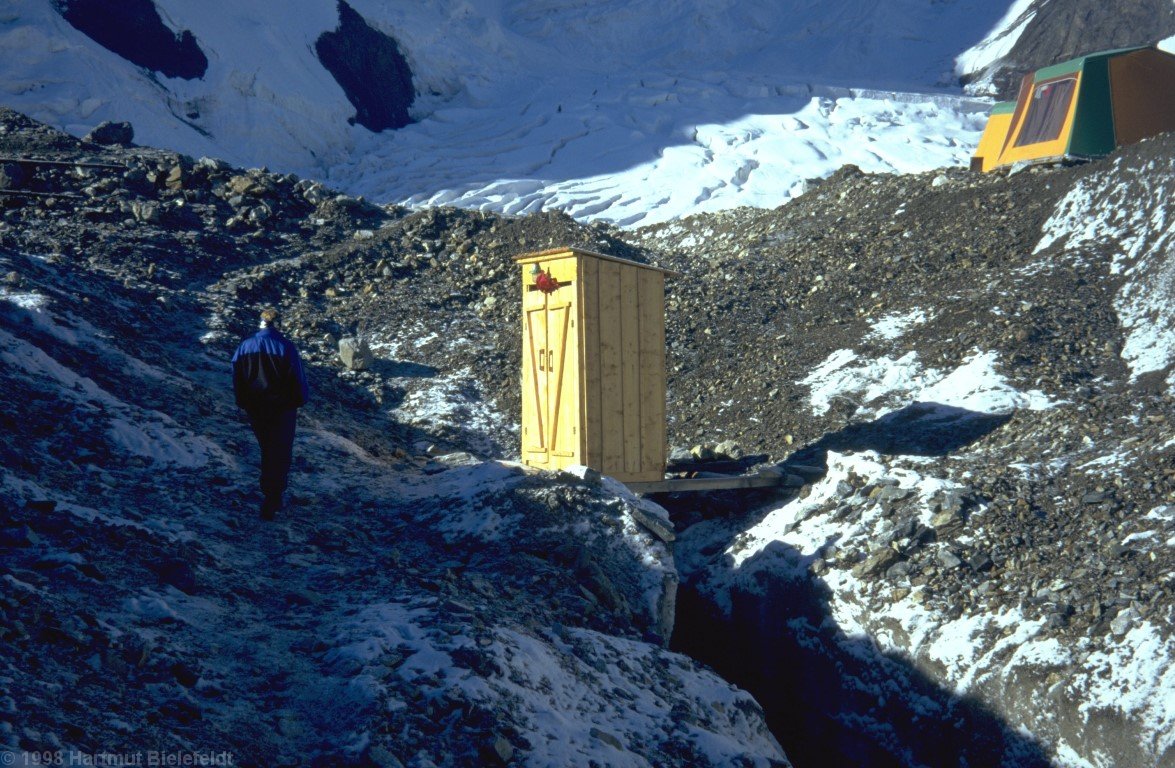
[953,0,1037,88]
[1,0,1025,226]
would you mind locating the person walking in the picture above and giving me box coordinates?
[232,308,309,520]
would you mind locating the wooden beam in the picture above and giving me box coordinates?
[514,246,679,276]
[782,463,826,480]
[619,265,640,475]
[637,268,665,478]
[598,260,623,475]
[0,189,83,199]
[625,473,805,494]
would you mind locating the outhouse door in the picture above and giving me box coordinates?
[522,262,580,467]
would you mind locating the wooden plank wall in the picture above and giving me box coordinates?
[580,257,602,470]
[597,260,624,475]
[520,282,548,461]
[585,258,665,480]
[637,269,666,476]
[619,267,641,475]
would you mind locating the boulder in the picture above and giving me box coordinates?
[85,121,134,146]
[714,440,744,460]
[338,336,372,371]
[164,165,184,191]
[853,547,900,577]
[690,444,715,461]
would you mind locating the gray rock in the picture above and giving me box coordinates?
[130,201,161,224]
[853,547,899,577]
[628,504,675,543]
[931,510,964,535]
[873,486,913,503]
[589,727,623,750]
[714,439,743,460]
[690,444,715,461]
[0,525,37,547]
[85,121,134,146]
[338,336,373,371]
[968,552,994,572]
[491,736,513,763]
[559,464,602,484]
[932,489,969,515]
[365,745,404,768]
[885,518,916,544]
[226,175,263,197]
[937,549,964,569]
[1110,607,1138,636]
[435,451,480,467]
[303,184,326,204]
[886,561,913,580]
[165,165,184,191]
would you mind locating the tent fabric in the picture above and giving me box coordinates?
[972,46,1175,172]
[971,102,1015,172]
[1013,76,1077,147]
[993,68,1082,168]
[1109,49,1175,146]
[1067,57,1114,158]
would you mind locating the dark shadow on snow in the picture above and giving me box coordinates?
[790,402,1013,471]
[369,358,438,379]
[661,403,1049,767]
[671,542,1053,768]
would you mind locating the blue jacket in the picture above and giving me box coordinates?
[232,328,309,416]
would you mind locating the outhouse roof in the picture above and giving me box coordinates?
[514,246,679,276]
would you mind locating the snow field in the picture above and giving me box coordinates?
[0,0,1022,228]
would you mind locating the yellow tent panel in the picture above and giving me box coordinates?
[971,102,1015,172]
[996,70,1084,167]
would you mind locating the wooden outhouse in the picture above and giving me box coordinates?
[516,247,672,483]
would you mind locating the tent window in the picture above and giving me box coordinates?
[1014,77,1077,146]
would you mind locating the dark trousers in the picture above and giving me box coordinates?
[247,409,297,501]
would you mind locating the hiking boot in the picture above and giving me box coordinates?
[260,495,282,521]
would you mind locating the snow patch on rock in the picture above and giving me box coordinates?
[955,0,1037,92]
[802,348,1056,418]
[1034,157,1175,391]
